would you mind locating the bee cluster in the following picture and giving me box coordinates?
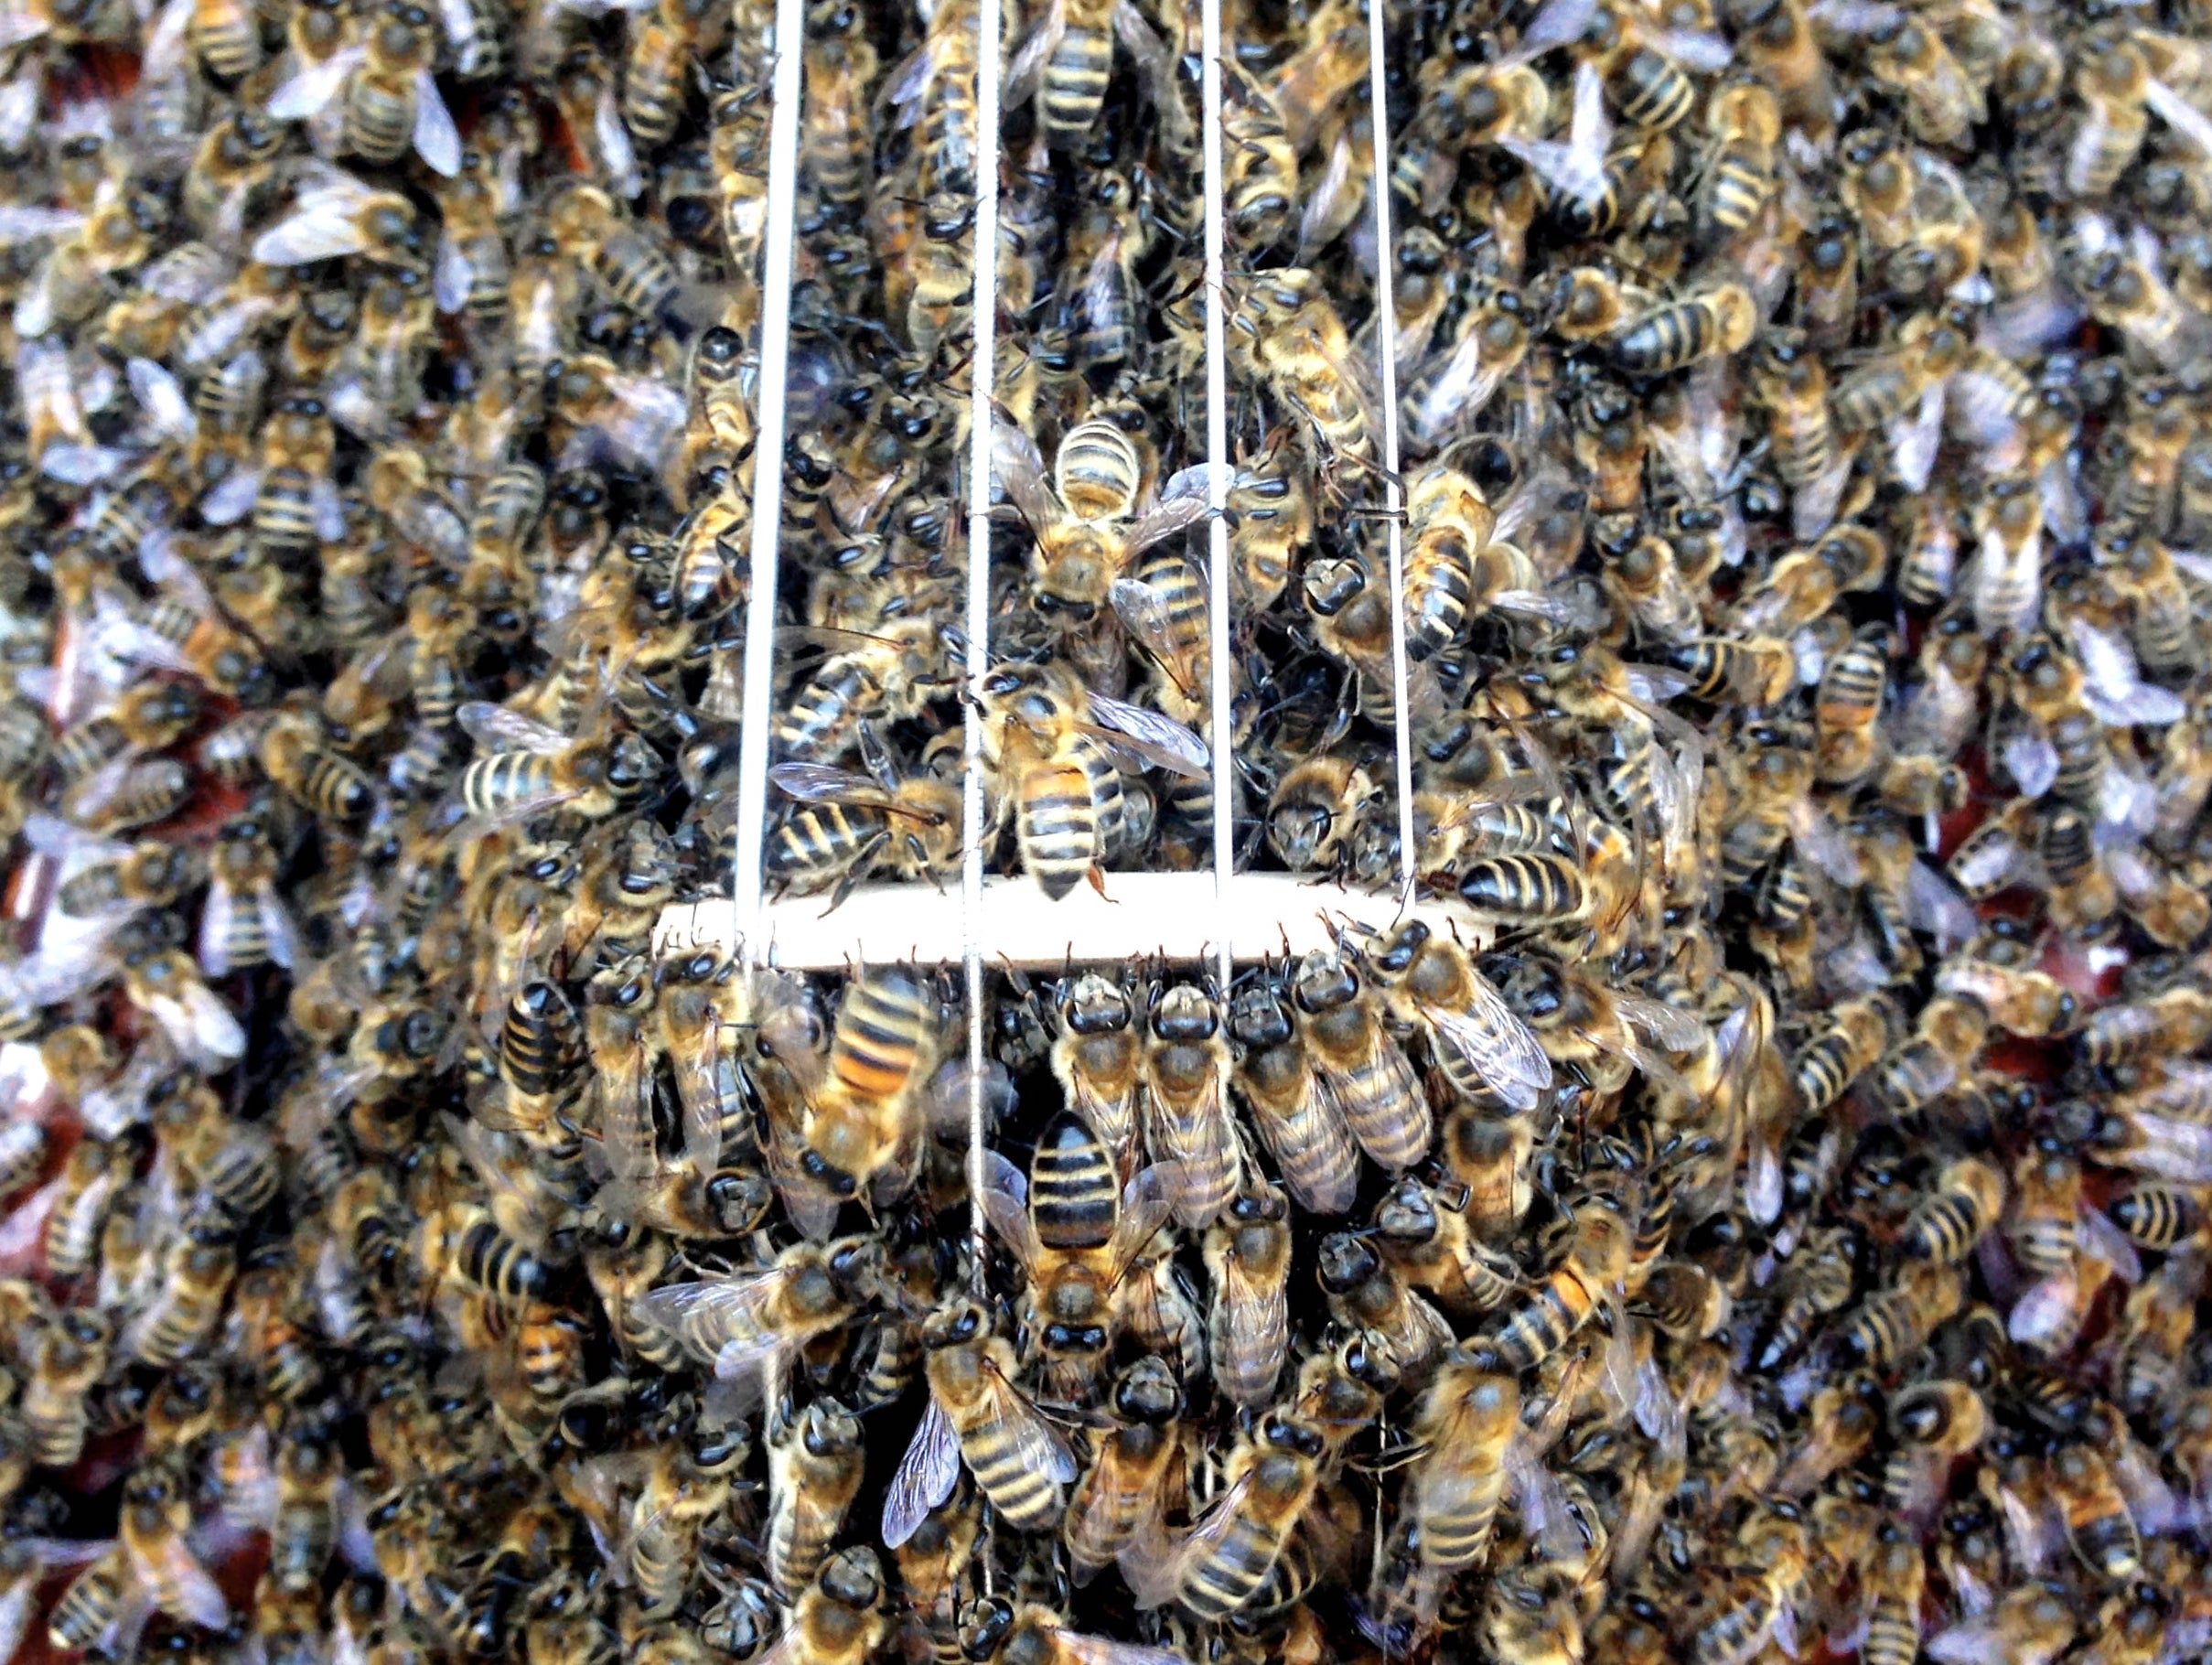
[8,0,2212,1661]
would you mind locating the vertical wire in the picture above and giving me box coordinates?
[963,0,1005,1284]
[1364,0,1415,905]
[728,0,810,968]
[1201,0,1232,994]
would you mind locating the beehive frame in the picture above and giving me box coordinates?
[661,0,1445,981]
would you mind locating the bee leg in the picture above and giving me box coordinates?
[1084,864,1111,900]
[822,832,890,914]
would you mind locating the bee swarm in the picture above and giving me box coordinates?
[5,0,2212,1662]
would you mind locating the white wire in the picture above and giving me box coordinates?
[964,0,1005,1281]
[727,0,810,968]
[1202,0,1232,994]
[1364,0,1414,904]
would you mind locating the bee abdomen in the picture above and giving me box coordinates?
[1456,854,1587,921]
[1039,29,1113,146]
[1030,1116,1119,1249]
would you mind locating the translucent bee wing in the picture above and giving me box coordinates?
[198,883,237,978]
[632,1271,791,1362]
[39,445,128,484]
[978,1149,1041,1271]
[1884,381,1947,492]
[1111,0,1190,152]
[1500,59,1608,207]
[881,1397,961,1549]
[2077,1203,2141,1284]
[2067,619,2185,726]
[265,46,363,119]
[123,1530,227,1630]
[1905,860,1978,952]
[2005,1267,2078,1348]
[196,467,263,528]
[1421,977,1552,1113]
[1122,492,1212,557]
[169,981,247,1063]
[0,206,83,244]
[594,81,641,198]
[313,478,348,542]
[1295,125,1356,263]
[433,232,473,314]
[1403,324,1486,448]
[1080,693,1209,779]
[1110,577,1201,703]
[252,201,372,267]
[412,70,461,176]
[1651,27,1731,70]
[1002,0,1065,110]
[2111,1111,2212,1185]
[1134,1467,1253,1607]
[125,359,195,445]
[457,700,572,755]
[1111,1164,1181,1261]
[989,410,1058,528]
[1505,0,1595,59]
[1610,994,1709,1057]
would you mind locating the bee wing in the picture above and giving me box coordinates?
[1608,994,1709,1058]
[1904,859,1978,953]
[250,198,374,267]
[633,1267,794,1359]
[1404,324,1487,448]
[881,1397,961,1549]
[1505,0,1595,59]
[433,231,474,316]
[979,1149,1043,1272]
[1110,1164,1181,1266]
[0,205,83,244]
[2067,619,2185,727]
[21,811,129,865]
[1498,59,1609,207]
[1111,0,1191,152]
[593,81,642,198]
[198,882,237,979]
[457,700,572,755]
[125,359,195,446]
[1047,1629,1190,1665]
[411,70,461,176]
[179,981,248,1062]
[1110,576,1202,703]
[1122,491,1212,558]
[1003,0,1067,113]
[123,1530,227,1630]
[768,761,905,813]
[1422,976,1552,1112]
[1295,124,1357,262]
[1080,693,1209,780]
[138,0,190,74]
[1131,1468,1256,1608]
[265,48,365,120]
[2144,78,2212,162]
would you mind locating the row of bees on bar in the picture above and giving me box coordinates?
[4,0,2212,1660]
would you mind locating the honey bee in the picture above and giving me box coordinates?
[1140,981,1241,1230]
[768,725,961,904]
[993,414,1208,619]
[1065,1355,1185,1581]
[1129,1411,1325,1620]
[1363,919,1551,1117]
[22,1308,111,1468]
[266,3,459,175]
[883,1299,1079,1547]
[768,1548,891,1665]
[638,1235,881,1401]
[1202,1186,1292,1407]
[120,1453,229,1627]
[980,1113,1173,1399]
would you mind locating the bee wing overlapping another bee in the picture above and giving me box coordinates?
[1079,692,1208,780]
[1417,965,1552,1113]
[880,1363,1079,1550]
[1498,60,1612,211]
